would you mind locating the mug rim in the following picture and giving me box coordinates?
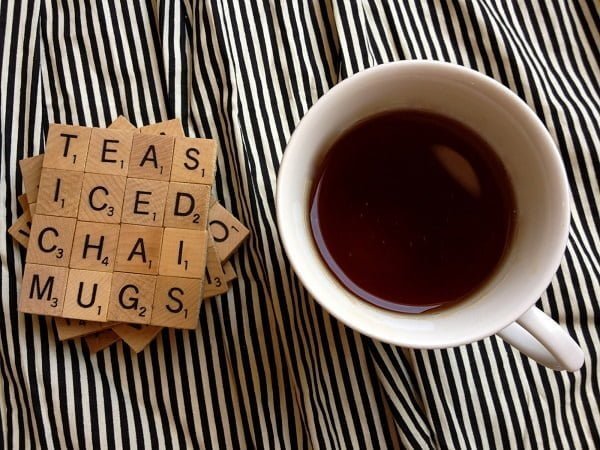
[276,60,571,348]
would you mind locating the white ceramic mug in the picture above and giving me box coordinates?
[277,61,584,372]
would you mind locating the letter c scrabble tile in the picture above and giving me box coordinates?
[26,215,76,267]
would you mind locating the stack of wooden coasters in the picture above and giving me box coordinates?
[8,117,249,353]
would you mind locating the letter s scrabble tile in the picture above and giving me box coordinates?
[170,137,217,185]
[151,276,203,329]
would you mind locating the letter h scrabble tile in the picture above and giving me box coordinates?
[19,121,219,331]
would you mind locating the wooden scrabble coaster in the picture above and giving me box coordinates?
[8,210,32,248]
[14,117,251,333]
[84,329,121,353]
[112,324,163,353]
[140,119,185,137]
[222,261,237,282]
[208,202,250,262]
[54,318,115,341]
[203,240,228,299]
[19,154,44,203]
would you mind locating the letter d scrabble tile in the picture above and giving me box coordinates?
[43,124,92,171]
[19,264,68,317]
[62,269,112,321]
[151,276,203,329]
[163,182,211,229]
[159,228,208,278]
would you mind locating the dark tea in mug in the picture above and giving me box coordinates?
[309,110,516,313]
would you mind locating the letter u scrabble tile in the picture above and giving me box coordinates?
[62,269,112,321]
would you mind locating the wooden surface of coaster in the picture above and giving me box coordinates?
[84,329,121,353]
[13,116,248,333]
[113,323,163,353]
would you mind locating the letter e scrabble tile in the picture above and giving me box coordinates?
[115,224,163,275]
[128,134,174,181]
[70,221,120,271]
[78,173,126,223]
[62,269,112,321]
[107,272,156,324]
[36,168,83,217]
[151,276,203,329]
[159,228,208,278]
[85,128,133,176]
[163,182,211,229]
[26,215,76,267]
[19,264,68,317]
[43,124,92,171]
[170,137,217,185]
[121,178,168,226]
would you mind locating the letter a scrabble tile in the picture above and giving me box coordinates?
[115,224,163,275]
[128,134,174,181]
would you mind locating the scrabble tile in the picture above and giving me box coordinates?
[208,202,250,262]
[8,210,32,248]
[115,224,163,274]
[107,272,156,324]
[222,261,237,282]
[36,168,83,217]
[43,124,92,171]
[26,215,76,267]
[151,276,203,329]
[121,178,168,226]
[54,317,115,340]
[170,137,217,185]
[84,330,121,353]
[18,193,29,212]
[29,203,37,215]
[203,241,228,299]
[108,115,138,132]
[70,221,120,271]
[128,134,174,181]
[78,173,126,223]
[19,154,44,202]
[18,264,68,317]
[62,269,112,321]
[163,182,211,230]
[112,324,163,353]
[159,228,208,278]
[140,119,185,137]
[85,128,134,176]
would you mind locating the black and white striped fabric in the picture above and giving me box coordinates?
[1,1,598,448]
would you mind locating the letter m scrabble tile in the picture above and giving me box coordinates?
[17,118,235,332]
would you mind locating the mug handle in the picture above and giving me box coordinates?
[497,306,584,371]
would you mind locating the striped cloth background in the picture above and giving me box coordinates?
[1,1,599,448]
